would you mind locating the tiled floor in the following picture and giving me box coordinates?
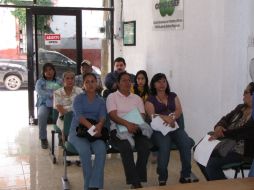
[2,89,245,190]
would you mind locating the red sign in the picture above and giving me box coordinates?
[44,34,61,45]
[44,34,61,40]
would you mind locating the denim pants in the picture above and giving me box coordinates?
[69,133,106,190]
[152,128,192,182]
[248,159,254,177]
[197,151,242,180]
[37,105,52,140]
[110,132,151,185]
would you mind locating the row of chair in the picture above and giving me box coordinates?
[48,111,250,190]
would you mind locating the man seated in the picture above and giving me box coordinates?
[103,57,135,97]
[197,82,254,180]
[75,59,103,95]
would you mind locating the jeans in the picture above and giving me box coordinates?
[37,105,52,140]
[197,151,242,181]
[152,128,192,182]
[110,131,151,185]
[248,159,254,177]
[69,133,106,190]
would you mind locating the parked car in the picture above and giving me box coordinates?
[0,59,28,90]
[38,48,101,77]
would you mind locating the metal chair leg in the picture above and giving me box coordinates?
[62,149,70,190]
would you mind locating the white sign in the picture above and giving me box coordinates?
[44,34,61,45]
[152,0,184,30]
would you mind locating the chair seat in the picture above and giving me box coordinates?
[52,124,62,133]
[222,161,244,170]
[64,141,79,155]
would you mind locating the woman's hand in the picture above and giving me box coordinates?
[209,126,226,140]
[160,114,175,127]
[94,124,103,137]
[126,121,139,134]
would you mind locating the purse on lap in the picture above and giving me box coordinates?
[76,118,109,142]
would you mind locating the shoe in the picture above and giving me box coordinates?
[179,177,191,183]
[130,183,142,189]
[41,139,48,149]
[159,181,166,186]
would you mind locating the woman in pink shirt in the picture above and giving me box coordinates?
[106,72,152,189]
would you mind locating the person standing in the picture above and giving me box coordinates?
[35,63,62,149]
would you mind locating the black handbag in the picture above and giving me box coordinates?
[76,118,109,142]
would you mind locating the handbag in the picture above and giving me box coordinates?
[76,118,109,142]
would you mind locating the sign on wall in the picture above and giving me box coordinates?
[152,0,184,30]
[44,34,61,45]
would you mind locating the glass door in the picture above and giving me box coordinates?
[26,7,82,122]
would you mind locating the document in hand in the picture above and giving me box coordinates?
[193,134,220,167]
[116,108,145,133]
[150,114,179,136]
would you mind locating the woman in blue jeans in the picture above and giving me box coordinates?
[35,63,61,149]
[68,73,107,190]
[145,73,195,186]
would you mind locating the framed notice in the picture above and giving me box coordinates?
[123,21,136,46]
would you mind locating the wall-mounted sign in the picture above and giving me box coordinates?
[44,34,61,45]
[152,0,184,30]
[123,21,136,46]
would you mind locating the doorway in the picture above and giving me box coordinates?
[25,6,113,122]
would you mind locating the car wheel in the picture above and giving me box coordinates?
[4,75,22,90]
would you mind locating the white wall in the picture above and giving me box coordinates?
[114,0,254,142]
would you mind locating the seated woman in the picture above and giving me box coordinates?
[68,73,107,190]
[106,72,153,189]
[53,71,83,142]
[197,82,254,181]
[35,63,62,149]
[145,73,195,186]
[131,70,150,102]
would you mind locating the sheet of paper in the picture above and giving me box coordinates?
[117,108,144,133]
[194,134,220,167]
[150,115,179,136]
[88,125,96,136]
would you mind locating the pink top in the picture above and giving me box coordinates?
[106,90,145,117]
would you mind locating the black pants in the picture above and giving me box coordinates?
[110,130,151,185]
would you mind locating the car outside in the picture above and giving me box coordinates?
[38,48,101,78]
[0,59,28,90]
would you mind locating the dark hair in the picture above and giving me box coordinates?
[42,63,56,80]
[114,57,126,66]
[83,72,97,81]
[117,71,131,82]
[150,73,170,95]
[248,82,254,95]
[133,70,150,97]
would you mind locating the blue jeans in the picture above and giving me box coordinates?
[152,128,192,182]
[37,105,52,140]
[197,151,242,180]
[69,133,106,190]
[248,160,254,177]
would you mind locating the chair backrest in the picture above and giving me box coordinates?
[177,114,185,129]
[63,111,73,138]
